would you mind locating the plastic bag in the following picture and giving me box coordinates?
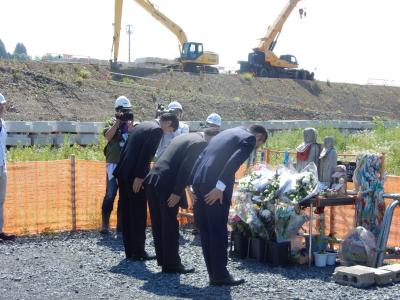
[339,226,377,267]
[274,204,307,242]
[237,163,275,192]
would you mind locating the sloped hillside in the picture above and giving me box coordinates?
[1,60,399,122]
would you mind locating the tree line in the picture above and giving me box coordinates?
[0,38,30,61]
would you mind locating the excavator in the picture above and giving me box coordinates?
[238,0,314,80]
[112,0,219,73]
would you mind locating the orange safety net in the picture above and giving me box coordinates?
[4,160,71,234]
[3,157,400,249]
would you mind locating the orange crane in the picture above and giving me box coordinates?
[239,0,314,80]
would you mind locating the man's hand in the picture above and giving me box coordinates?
[132,177,144,193]
[187,188,197,205]
[205,188,223,206]
[167,193,181,208]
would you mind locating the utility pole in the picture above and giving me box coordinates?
[126,24,133,63]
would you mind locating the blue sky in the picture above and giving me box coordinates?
[0,0,399,84]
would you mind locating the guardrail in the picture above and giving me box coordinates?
[4,120,400,146]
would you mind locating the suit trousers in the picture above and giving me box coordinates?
[146,184,181,268]
[118,178,147,258]
[193,185,231,281]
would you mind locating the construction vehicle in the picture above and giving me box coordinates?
[238,0,314,80]
[112,0,219,73]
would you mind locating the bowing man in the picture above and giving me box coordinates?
[114,113,179,260]
[145,127,220,273]
[190,125,268,286]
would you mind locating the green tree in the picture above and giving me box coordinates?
[0,39,7,58]
[14,43,27,55]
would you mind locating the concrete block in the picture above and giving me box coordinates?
[31,134,54,145]
[77,122,98,133]
[7,133,29,137]
[30,122,53,133]
[372,268,394,285]
[6,136,31,146]
[354,265,394,285]
[53,134,78,146]
[76,134,98,145]
[333,265,375,288]
[93,122,104,133]
[53,121,78,133]
[379,264,400,282]
[4,121,31,133]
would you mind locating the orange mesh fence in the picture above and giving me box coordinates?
[74,160,107,230]
[3,155,400,248]
[4,160,71,234]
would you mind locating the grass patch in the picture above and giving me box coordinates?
[267,124,400,175]
[78,68,91,79]
[241,72,253,81]
[8,136,106,162]
[6,125,400,176]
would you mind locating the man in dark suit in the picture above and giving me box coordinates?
[144,128,220,273]
[190,125,268,286]
[114,113,179,260]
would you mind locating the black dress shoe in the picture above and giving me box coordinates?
[210,275,245,286]
[0,232,16,241]
[162,265,195,274]
[129,252,157,261]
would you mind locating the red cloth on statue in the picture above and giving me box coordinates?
[297,144,312,161]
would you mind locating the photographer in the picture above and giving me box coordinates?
[155,101,189,159]
[100,96,135,235]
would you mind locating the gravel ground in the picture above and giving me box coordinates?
[0,229,399,300]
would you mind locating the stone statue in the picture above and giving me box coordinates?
[295,128,320,172]
[318,136,338,186]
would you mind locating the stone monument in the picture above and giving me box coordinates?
[295,128,320,172]
[318,136,338,186]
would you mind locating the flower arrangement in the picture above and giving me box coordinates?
[230,163,318,242]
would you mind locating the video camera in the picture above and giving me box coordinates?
[115,108,134,122]
[155,103,175,118]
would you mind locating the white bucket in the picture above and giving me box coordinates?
[314,252,327,267]
[326,252,337,266]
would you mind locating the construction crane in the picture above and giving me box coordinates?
[112,0,219,73]
[238,0,314,80]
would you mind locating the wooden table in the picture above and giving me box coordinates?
[299,194,357,267]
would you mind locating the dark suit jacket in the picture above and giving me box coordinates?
[190,126,256,194]
[114,121,163,182]
[145,132,207,208]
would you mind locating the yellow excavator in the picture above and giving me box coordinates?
[112,0,219,73]
[239,0,314,80]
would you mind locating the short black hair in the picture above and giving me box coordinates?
[204,127,220,137]
[248,125,268,142]
[160,112,179,131]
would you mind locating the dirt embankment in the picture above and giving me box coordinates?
[1,60,399,122]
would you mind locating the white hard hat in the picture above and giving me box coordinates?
[115,96,132,109]
[167,101,183,111]
[206,113,222,127]
[0,93,6,104]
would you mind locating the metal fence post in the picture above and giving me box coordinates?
[70,155,77,231]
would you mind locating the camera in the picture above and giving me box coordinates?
[155,103,174,118]
[115,108,134,122]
